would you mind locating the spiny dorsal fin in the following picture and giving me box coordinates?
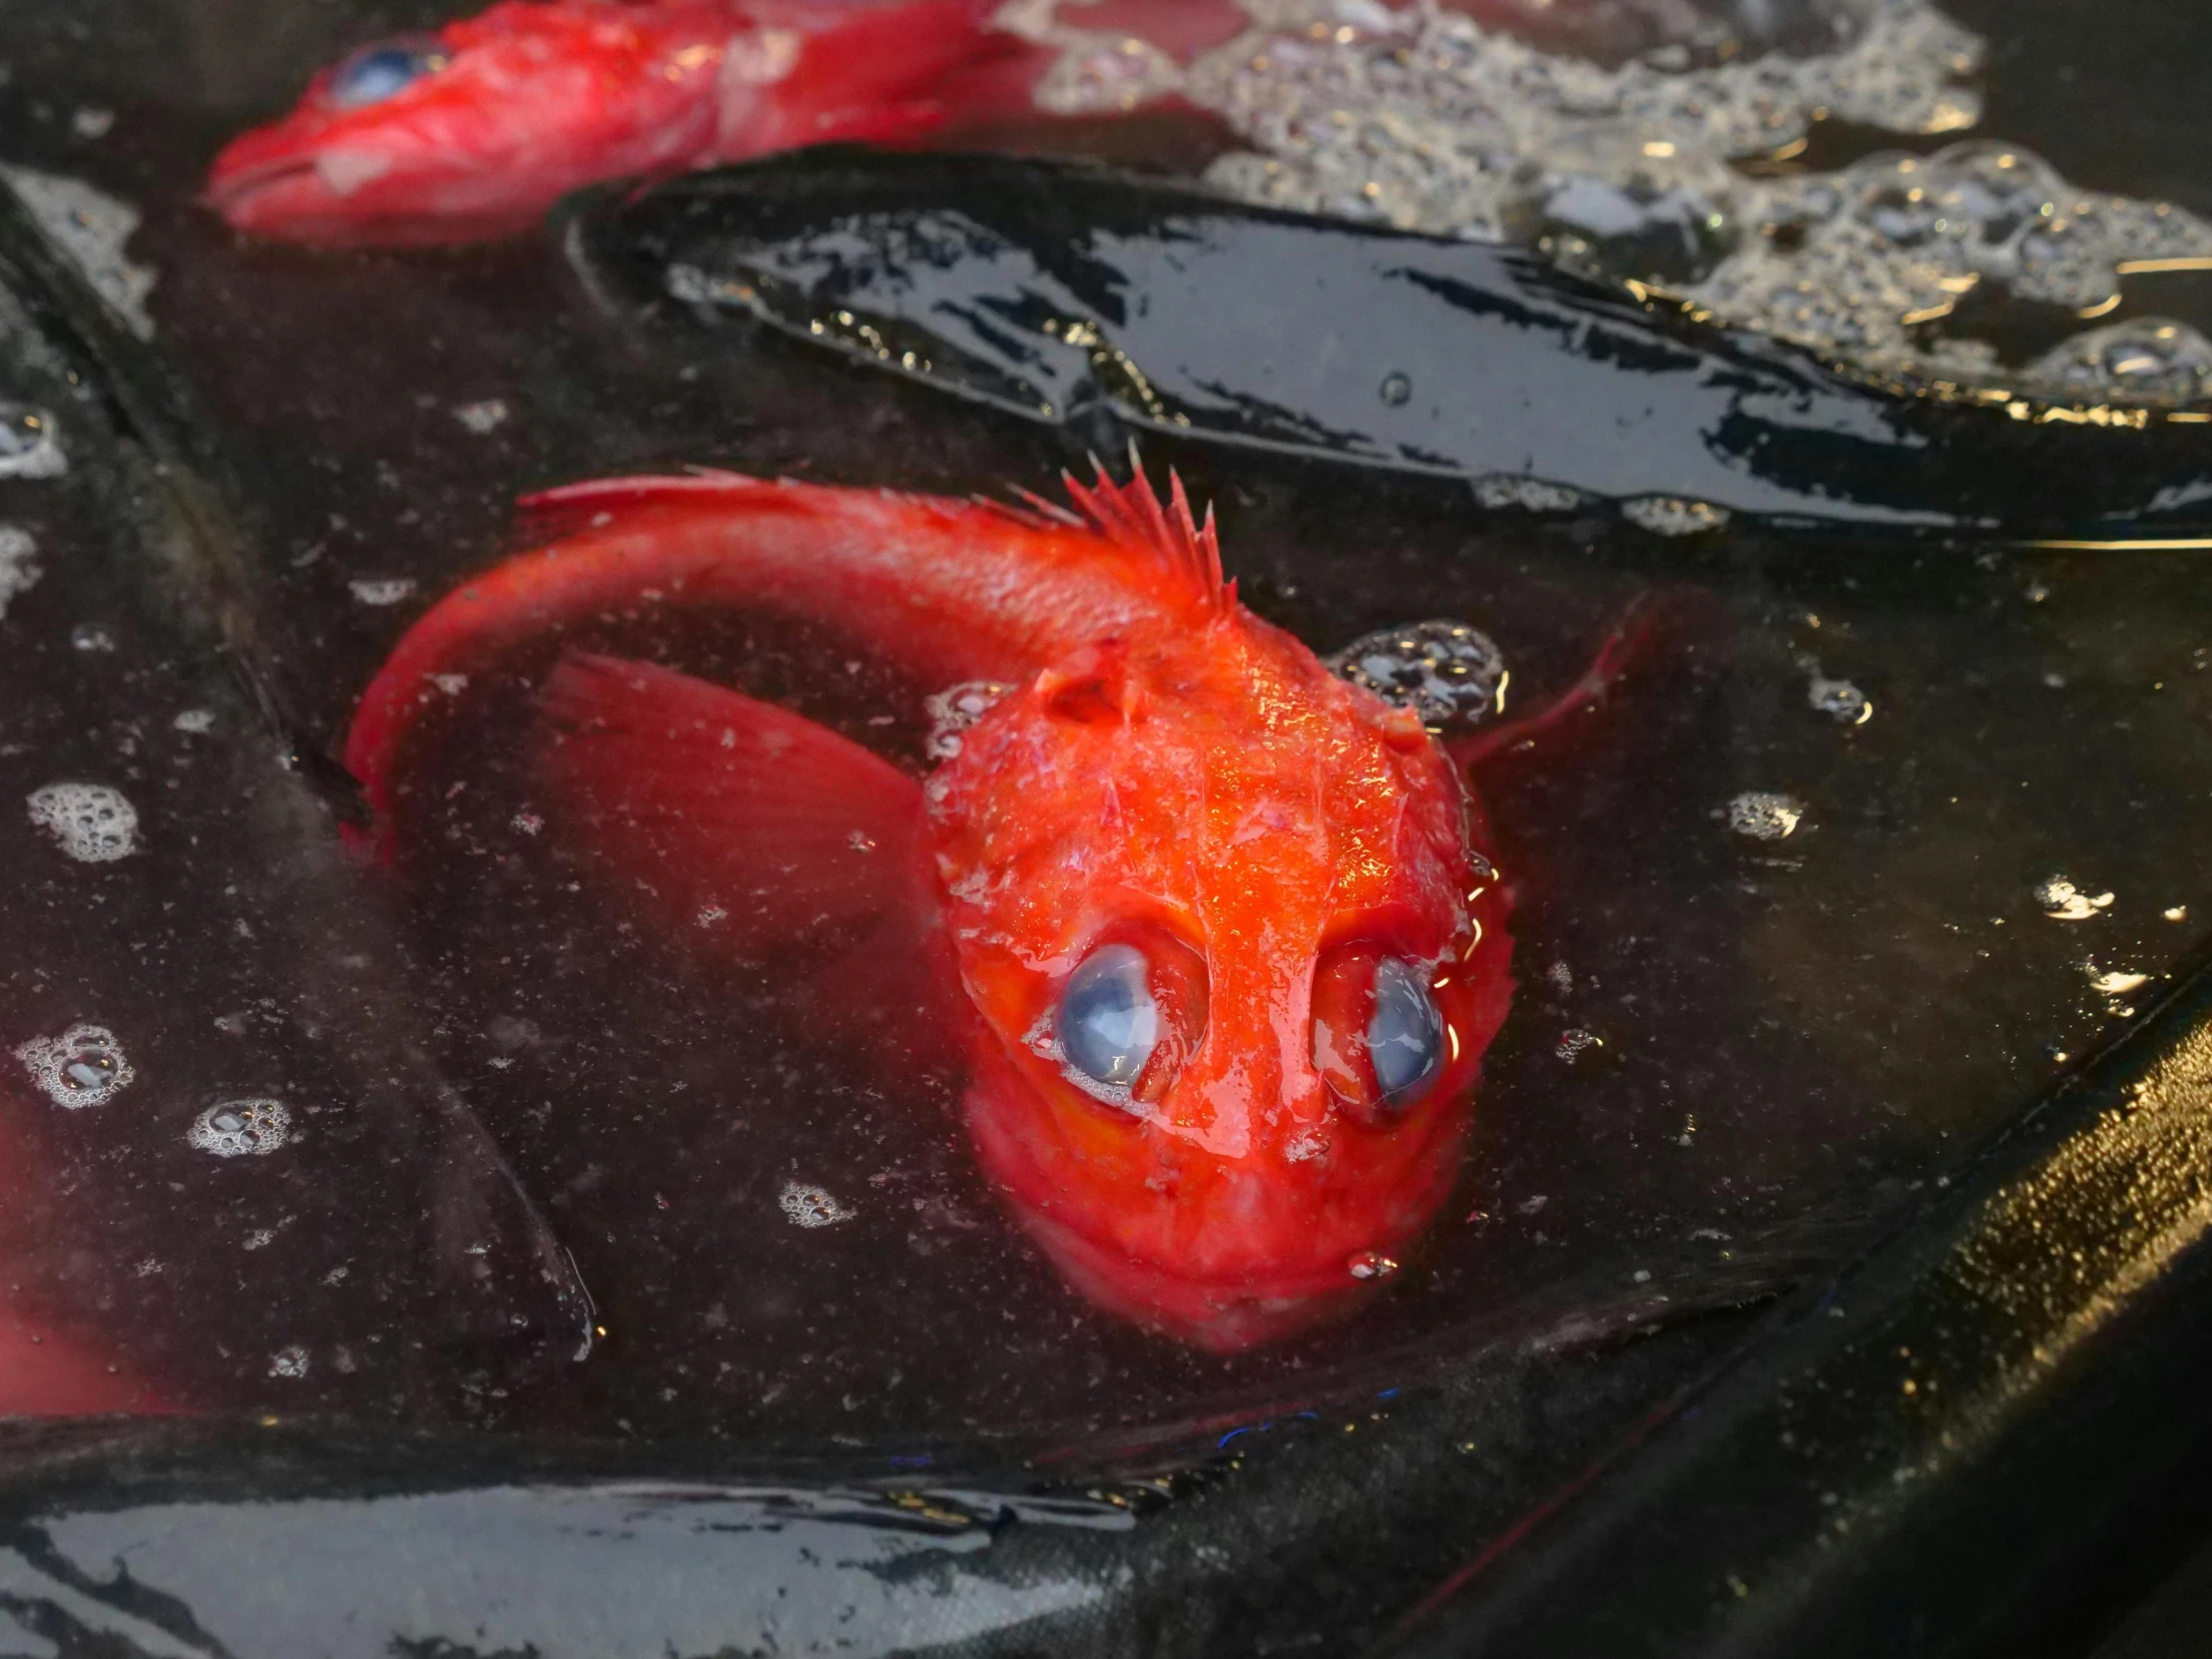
[1059,449,1231,614]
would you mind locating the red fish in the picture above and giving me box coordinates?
[348,463,1514,1352]
[205,0,1041,246]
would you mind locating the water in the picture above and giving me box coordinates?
[0,0,2210,1650]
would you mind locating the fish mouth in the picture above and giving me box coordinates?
[204,152,525,249]
[1015,1206,1388,1355]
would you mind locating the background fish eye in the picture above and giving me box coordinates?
[328,39,450,109]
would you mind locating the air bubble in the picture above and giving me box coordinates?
[1379,370,1412,405]
[1623,496,1731,536]
[27,782,138,861]
[188,1098,291,1157]
[2024,318,2212,405]
[173,709,215,734]
[780,1180,854,1228]
[0,404,64,479]
[1728,791,1805,839]
[0,526,39,619]
[70,622,116,653]
[1807,670,1873,725]
[1348,1250,1399,1282]
[1327,619,1507,730]
[15,1023,133,1108]
[348,577,417,607]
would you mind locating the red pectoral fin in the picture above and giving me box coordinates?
[536,653,928,953]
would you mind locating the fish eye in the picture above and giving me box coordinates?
[1314,949,1447,1126]
[1059,943,1157,1091]
[1053,933,1209,1109]
[328,38,451,109]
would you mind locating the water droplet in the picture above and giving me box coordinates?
[1624,496,1731,537]
[269,1346,309,1380]
[15,1023,133,1108]
[1727,791,1805,840]
[0,404,64,479]
[1327,619,1507,730]
[188,1098,291,1158]
[1348,1250,1398,1282]
[2086,967,2149,997]
[26,782,138,861]
[2164,905,2188,923]
[2035,875,2114,920]
[1379,370,1412,405]
[452,398,509,434]
[779,1180,854,1228]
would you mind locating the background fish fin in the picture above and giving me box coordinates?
[1061,450,1231,614]
[536,653,927,954]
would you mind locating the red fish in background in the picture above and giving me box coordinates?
[348,462,1516,1352]
[206,0,1249,247]
[206,0,1018,246]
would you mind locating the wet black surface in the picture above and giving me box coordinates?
[572,150,2212,533]
[0,1,2209,1655]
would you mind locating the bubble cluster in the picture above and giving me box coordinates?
[15,1023,133,1108]
[0,404,64,479]
[780,1180,854,1228]
[0,525,38,618]
[27,782,138,861]
[924,680,1009,760]
[1326,619,1507,730]
[188,1098,291,1157]
[1004,1,2212,402]
[269,1345,309,1380]
[1727,791,1805,839]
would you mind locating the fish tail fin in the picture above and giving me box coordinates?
[1061,446,1230,615]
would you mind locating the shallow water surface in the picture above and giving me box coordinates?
[0,0,2209,1650]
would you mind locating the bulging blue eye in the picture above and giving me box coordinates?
[328,39,450,109]
[1367,957,1444,1105]
[1058,943,1159,1092]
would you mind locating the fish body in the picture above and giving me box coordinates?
[206,0,1034,246]
[350,466,1511,1351]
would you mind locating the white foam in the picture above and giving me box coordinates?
[0,526,38,618]
[0,165,156,338]
[27,782,138,861]
[15,1022,133,1108]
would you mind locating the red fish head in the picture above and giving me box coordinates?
[205,1,741,246]
[930,612,1512,1353]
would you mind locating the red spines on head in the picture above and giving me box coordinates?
[1059,452,1231,615]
